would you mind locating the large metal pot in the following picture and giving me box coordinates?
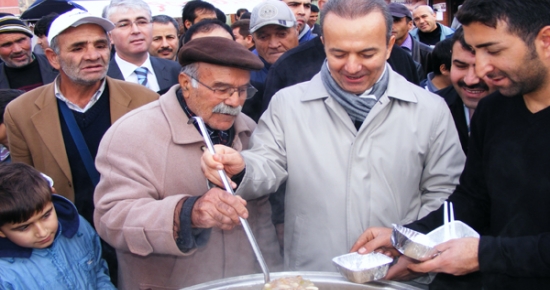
[183,271,422,290]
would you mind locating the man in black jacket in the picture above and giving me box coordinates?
[425,27,495,290]
[436,27,495,155]
[0,14,58,91]
[352,1,550,289]
[389,2,432,80]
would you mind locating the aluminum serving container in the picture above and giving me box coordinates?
[182,271,422,290]
[391,224,438,261]
[392,221,480,261]
[427,220,479,244]
[332,252,393,284]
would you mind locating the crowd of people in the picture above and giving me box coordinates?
[0,0,549,289]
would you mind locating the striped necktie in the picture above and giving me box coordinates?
[134,67,149,87]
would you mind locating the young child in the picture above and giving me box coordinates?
[0,163,115,289]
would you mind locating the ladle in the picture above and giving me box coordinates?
[188,116,270,284]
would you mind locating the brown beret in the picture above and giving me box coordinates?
[178,36,264,71]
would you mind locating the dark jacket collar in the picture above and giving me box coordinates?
[0,195,80,258]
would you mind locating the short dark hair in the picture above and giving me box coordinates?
[0,163,52,227]
[231,19,251,38]
[34,13,58,37]
[321,0,392,44]
[450,26,472,54]
[182,0,216,30]
[430,37,453,75]
[311,4,319,13]
[0,89,24,124]
[215,8,226,23]
[240,12,251,20]
[456,0,550,49]
[236,8,249,18]
[183,18,235,43]
[152,14,179,32]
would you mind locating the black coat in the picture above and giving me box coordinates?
[436,85,469,154]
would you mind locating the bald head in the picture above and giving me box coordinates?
[412,5,437,33]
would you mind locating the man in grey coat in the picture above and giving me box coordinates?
[202,0,465,272]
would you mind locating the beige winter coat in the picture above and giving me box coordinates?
[93,85,282,289]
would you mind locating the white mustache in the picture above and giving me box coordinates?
[212,103,242,116]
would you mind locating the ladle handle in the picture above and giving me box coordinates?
[189,116,270,283]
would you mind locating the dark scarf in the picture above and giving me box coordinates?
[320,60,390,122]
[176,88,235,146]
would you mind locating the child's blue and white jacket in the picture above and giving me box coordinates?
[0,195,115,289]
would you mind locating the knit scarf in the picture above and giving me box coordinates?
[320,60,389,122]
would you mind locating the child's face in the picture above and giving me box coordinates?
[0,202,58,249]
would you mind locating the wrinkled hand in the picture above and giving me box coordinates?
[191,187,248,230]
[385,255,423,281]
[408,237,479,275]
[201,144,245,188]
[350,227,398,256]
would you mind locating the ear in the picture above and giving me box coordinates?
[245,34,253,44]
[536,25,550,60]
[44,48,61,70]
[320,35,324,45]
[0,229,6,238]
[107,31,114,44]
[178,73,191,99]
[184,20,193,30]
[386,35,396,60]
[440,64,450,76]
[407,20,413,30]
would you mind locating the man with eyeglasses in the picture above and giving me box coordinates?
[104,0,180,94]
[93,36,282,289]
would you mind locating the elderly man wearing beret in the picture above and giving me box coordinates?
[93,37,282,289]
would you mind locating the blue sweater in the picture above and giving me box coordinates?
[0,195,115,289]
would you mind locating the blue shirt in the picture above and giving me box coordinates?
[0,195,115,290]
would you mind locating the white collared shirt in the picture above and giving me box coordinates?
[114,53,160,92]
[54,77,106,113]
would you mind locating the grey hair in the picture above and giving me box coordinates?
[104,0,152,21]
[180,63,200,88]
[49,36,61,54]
[320,0,393,44]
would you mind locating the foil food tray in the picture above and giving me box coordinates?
[392,221,479,261]
[332,252,393,284]
[391,224,438,261]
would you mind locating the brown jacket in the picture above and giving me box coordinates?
[4,77,159,201]
[93,85,282,289]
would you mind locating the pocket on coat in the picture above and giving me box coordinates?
[124,227,154,256]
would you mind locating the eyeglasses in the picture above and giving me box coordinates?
[188,75,258,100]
[114,19,151,30]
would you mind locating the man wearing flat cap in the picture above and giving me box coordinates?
[93,36,283,289]
[0,14,58,91]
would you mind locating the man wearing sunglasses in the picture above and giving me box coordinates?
[93,37,282,289]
